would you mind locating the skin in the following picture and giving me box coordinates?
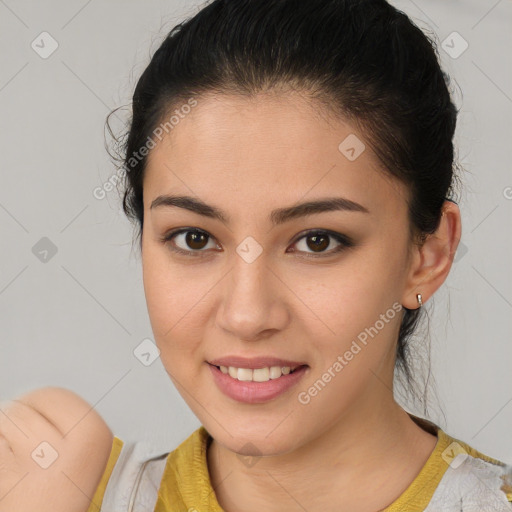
[0,387,113,512]
[141,91,462,512]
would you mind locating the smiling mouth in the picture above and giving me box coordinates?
[209,363,307,383]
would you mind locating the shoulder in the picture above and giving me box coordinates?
[101,427,207,511]
[0,386,114,512]
[426,430,512,510]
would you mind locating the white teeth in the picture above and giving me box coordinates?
[218,365,298,382]
[253,367,269,382]
[269,366,282,379]
[237,368,253,381]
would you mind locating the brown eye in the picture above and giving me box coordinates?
[161,228,354,259]
[304,233,330,252]
[161,228,218,256]
[184,231,209,250]
[289,230,354,257]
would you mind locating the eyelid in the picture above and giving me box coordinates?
[160,227,354,258]
[288,229,354,257]
[159,227,219,257]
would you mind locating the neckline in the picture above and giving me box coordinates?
[381,413,452,510]
[160,413,454,511]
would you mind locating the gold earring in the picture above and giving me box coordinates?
[416,293,423,308]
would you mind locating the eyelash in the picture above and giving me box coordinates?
[159,228,354,259]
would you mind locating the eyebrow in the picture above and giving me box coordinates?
[150,194,370,225]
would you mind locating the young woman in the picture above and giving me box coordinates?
[1,0,511,511]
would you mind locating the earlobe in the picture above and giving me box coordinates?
[401,200,462,310]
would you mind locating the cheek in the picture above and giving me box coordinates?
[299,280,397,360]
[141,245,212,359]
[288,250,404,367]
[292,275,401,415]
[142,244,186,339]
[290,253,393,327]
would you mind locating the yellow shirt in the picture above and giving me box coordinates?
[87,416,512,511]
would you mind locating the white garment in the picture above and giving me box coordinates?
[101,439,169,512]
[424,454,512,511]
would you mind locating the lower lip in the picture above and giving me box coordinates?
[207,363,308,404]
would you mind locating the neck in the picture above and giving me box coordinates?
[207,396,438,512]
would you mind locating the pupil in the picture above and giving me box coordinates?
[187,231,208,250]
[307,234,328,252]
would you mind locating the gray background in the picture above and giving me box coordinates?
[1,0,511,461]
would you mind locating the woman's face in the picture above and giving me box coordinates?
[141,92,416,455]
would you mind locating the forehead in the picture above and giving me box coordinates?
[143,92,409,223]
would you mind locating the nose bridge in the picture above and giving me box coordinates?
[228,246,271,309]
[217,244,283,339]
[228,231,270,295]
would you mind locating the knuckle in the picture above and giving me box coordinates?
[0,389,112,511]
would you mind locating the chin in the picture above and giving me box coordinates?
[207,421,303,457]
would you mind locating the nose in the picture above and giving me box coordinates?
[215,254,289,342]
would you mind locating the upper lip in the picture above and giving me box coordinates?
[208,356,308,371]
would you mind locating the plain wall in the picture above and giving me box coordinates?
[1,0,511,461]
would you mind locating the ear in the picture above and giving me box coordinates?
[401,200,462,309]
